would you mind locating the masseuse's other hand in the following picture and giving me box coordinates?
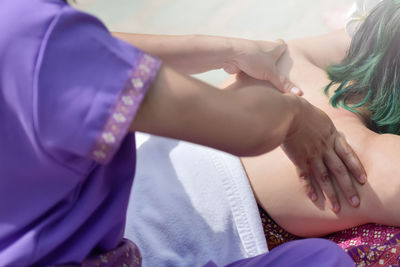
[224,39,302,96]
[281,96,367,213]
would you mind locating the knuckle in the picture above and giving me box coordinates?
[318,172,331,183]
[303,182,312,190]
[319,138,329,148]
[298,172,309,181]
[334,135,346,148]
[343,148,354,158]
[333,165,346,176]
[337,139,351,152]
[297,166,309,179]
[344,186,357,197]
[301,177,312,187]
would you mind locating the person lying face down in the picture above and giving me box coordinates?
[235,0,400,238]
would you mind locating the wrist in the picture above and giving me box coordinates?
[284,93,303,137]
[188,35,238,72]
[225,37,249,67]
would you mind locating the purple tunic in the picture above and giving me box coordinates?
[0,0,160,266]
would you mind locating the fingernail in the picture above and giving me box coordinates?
[351,196,360,206]
[310,193,317,202]
[360,174,367,183]
[333,203,340,213]
[290,87,302,95]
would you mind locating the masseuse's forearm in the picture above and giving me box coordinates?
[131,65,298,157]
[113,32,239,74]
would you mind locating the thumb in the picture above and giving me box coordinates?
[268,70,303,96]
[273,39,288,60]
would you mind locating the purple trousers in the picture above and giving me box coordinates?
[55,238,353,266]
[205,238,354,267]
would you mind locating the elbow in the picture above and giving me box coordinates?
[231,94,294,157]
[220,87,296,157]
[250,128,286,156]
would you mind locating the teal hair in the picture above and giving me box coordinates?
[325,0,400,134]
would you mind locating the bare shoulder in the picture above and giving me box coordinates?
[363,133,400,175]
[352,132,400,225]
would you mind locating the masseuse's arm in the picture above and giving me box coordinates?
[131,65,298,155]
[113,32,300,94]
[130,65,366,212]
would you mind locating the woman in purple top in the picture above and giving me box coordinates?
[0,0,363,266]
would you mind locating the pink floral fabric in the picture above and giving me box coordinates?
[326,224,400,266]
[258,205,400,266]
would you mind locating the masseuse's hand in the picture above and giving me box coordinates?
[224,39,303,95]
[281,96,367,213]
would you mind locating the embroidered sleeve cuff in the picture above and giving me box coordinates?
[90,53,161,164]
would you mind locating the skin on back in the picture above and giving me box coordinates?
[222,30,400,237]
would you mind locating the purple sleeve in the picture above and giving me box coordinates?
[35,6,161,166]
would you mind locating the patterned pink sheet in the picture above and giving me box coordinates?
[259,205,400,266]
[327,224,400,266]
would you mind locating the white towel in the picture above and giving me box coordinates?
[124,133,268,267]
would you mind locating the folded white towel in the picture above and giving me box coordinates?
[125,133,268,267]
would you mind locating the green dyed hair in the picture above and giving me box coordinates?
[325,0,400,134]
